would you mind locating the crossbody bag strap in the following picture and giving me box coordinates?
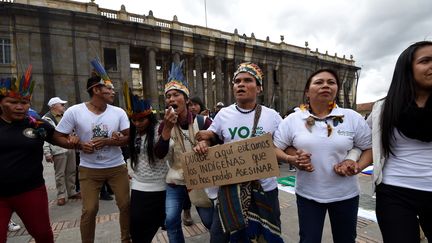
[251,104,262,137]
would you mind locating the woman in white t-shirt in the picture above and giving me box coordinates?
[368,41,432,242]
[273,69,372,243]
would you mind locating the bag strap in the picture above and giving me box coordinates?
[251,104,262,137]
[196,114,205,130]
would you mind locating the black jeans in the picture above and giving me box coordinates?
[130,189,166,243]
[296,194,359,243]
[376,183,432,243]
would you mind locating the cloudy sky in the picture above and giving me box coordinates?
[75,0,432,103]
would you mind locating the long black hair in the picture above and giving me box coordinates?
[129,112,159,169]
[381,41,432,157]
[302,68,341,105]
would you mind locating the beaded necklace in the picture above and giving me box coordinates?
[235,103,257,114]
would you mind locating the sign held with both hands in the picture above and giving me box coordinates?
[181,133,280,189]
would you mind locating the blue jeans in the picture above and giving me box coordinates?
[165,185,213,243]
[296,194,359,243]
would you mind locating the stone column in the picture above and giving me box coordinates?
[206,59,214,111]
[140,57,149,98]
[214,56,223,103]
[147,47,159,110]
[186,57,195,95]
[118,44,131,108]
[265,63,274,107]
[225,61,233,105]
[172,51,181,64]
[280,63,289,115]
[194,54,204,100]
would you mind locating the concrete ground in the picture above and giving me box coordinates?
[7,161,425,243]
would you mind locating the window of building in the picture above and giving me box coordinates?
[103,48,117,71]
[0,38,11,64]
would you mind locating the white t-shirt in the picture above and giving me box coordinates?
[273,106,371,203]
[207,104,282,198]
[56,103,129,169]
[383,130,432,191]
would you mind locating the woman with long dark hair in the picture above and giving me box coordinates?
[368,41,432,242]
[125,88,169,243]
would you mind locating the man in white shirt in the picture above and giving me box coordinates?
[53,72,130,243]
[194,62,283,243]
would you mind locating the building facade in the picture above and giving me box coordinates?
[0,0,360,115]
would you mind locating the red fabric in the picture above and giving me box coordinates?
[0,185,54,243]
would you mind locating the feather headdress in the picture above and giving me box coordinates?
[0,65,35,99]
[233,62,264,86]
[164,60,189,97]
[123,82,152,119]
[88,57,114,90]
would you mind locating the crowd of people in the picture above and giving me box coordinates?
[1,40,431,243]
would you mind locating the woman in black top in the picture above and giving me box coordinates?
[0,68,74,242]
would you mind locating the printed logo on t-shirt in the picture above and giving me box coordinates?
[91,123,109,160]
[23,128,37,138]
[92,124,109,138]
[228,126,264,139]
[337,130,355,137]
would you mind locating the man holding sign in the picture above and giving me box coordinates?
[194,63,295,243]
[154,60,214,243]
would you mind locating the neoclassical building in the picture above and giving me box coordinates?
[0,0,360,115]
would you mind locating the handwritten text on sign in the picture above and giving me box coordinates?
[181,133,279,189]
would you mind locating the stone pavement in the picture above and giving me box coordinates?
[8,161,414,243]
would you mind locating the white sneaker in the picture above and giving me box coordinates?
[8,220,21,232]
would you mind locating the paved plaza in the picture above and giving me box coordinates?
[7,161,415,243]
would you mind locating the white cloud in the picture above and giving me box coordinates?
[76,0,432,103]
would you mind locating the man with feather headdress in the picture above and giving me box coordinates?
[53,58,131,243]
[154,60,215,243]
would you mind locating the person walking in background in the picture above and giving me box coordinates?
[273,68,372,243]
[99,182,114,201]
[368,41,432,242]
[188,96,209,117]
[194,62,284,242]
[0,66,56,242]
[210,101,224,119]
[154,60,214,243]
[123,83,169,243]
[53,59,131,243]
[43,97,80,206]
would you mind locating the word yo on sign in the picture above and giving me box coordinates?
[181,133,280,189]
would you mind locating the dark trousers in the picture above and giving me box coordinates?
[183,193,192,210]
[130,189,166,243]
[296,194,359,243]
[376,183,432,243]
[75,152,80,192]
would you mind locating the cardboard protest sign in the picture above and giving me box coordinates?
[181,133,279,189]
